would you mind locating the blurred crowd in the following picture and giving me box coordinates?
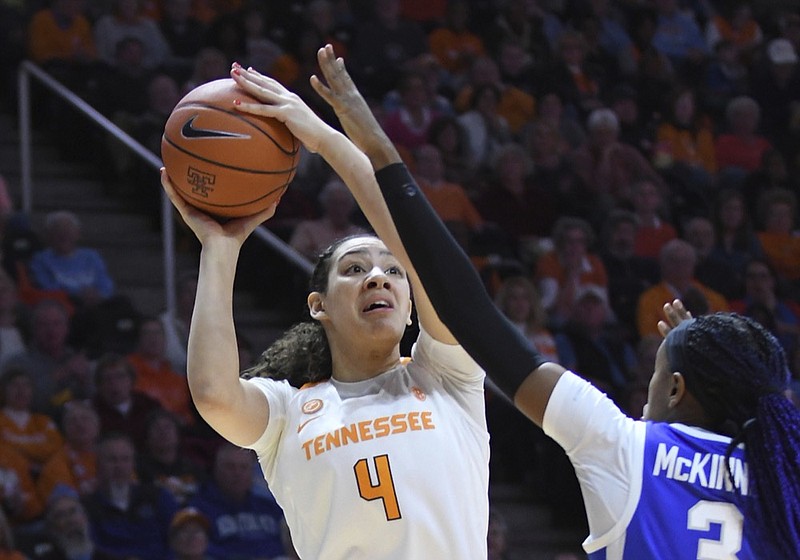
[0,0,799,556]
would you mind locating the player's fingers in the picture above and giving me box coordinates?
[310,75,335,105]
[230,71,280,102]
[232,100,284,122]
[160,169,197,221]
[672,299,692,320]
[657,320,671,338]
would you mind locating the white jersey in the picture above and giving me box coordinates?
[246,329,489,560]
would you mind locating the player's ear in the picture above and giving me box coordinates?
[308,292,326,321]
[667,372,686,408]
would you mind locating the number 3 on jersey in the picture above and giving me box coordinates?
[354,455,402,521]
[688,500,743,559]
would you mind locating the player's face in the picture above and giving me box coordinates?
[318,237,412,344]
[642,342,673,421]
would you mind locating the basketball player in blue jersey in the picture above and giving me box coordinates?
[229,45,800,559]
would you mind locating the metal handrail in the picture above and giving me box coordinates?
[17,60,313,319]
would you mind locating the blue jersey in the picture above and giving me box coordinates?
[593,422,771,559]
[543,372,780,560]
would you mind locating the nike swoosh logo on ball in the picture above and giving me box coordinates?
[181,115,251,139]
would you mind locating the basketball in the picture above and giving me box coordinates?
[161,78,300,218]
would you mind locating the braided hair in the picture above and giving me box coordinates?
[666,313,800,557]
[241,234,378,387]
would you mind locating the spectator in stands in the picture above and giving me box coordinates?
[555,284,636,402]
[19,490,123,560]
[569,108,666,215]
[93,0,172,70]
[704,2,762,59]
[636,239,729,338]
[289,178,368,261]
[630,178,677,262]
[714,95,772,184]
[494,276,558,362]
[0,440,43,524]
[167,507,214,560]
[755,189,800,293]
[348,0,427,99]
[495,38,537,95]
[83,433,179,560]
[482,0,557,63]
[653,86,717,205]
[585,0,637,77]
[29,211,115,309]
[477,142,556,257]
[457,83,512,173]
[742,148,799,213]
[382,70,444,153]
[541,29,606,122]
[0,270,26,370]
[454,55,536,138]
[651,0,709,81]
[37,400,99,504]
[0,366,63,474]
[26,0,97,68]
[159,0,207,76]
[534,216,608,327]
[181,47,228,94]
[749,38,800,157]
[709,188,764,285]
[683,215,741,300]
[3,299,92,413]
[91,353,162,449]
[127,317,194,427]
[609,83,655,159]
[92,35,154,124]
[426,116,473,187]
[427,0,485,90]
[189,442,287,560]
[239,5,299,87]
[704,40,749,121]
[137,409,205,506]
[731,258,800,368]
[533,90,586,150]
[598,209,659,341]
[413,144,484,252]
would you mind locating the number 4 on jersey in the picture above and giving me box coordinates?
[354,455,402,521]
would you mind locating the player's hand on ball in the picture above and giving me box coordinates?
[657,299,693,338]
[160,168,276,246]
[230,63,331,154]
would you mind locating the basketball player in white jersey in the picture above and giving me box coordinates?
[159,74,490,559]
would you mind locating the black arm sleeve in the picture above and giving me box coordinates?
[375,163,547,398]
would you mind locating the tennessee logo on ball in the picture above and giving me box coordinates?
[187,167,215,197]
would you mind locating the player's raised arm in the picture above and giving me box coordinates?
[230,61,455,345]
[159,170,274,446]
[309,45,564,425]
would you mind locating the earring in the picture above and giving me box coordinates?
[406,317,413,326]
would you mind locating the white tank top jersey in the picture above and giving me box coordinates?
[246,329,490,560]
[544,372,772,559]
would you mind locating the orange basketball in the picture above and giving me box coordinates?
[161,78,300,218]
